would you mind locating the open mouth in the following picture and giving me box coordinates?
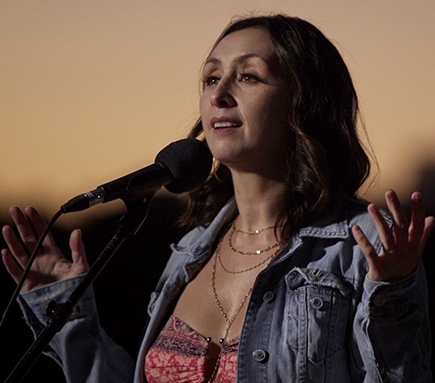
[213,121,241,129]
[210,117,243,133]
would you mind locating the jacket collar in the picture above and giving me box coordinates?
[171,197,238,256]
[174,197,356,257]
[297,217,350,240]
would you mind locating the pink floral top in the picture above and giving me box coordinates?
[145,315,239,383]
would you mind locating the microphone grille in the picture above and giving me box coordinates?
[155,138,212,193]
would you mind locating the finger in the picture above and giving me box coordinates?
[384,190,408,243]
[418,216,435,256]
[24,206,58,249]
[70,229,89,272]
[352,225,380,265]
[2,248,24,285]
[408,192,426,249]
[10,206,40,253]
[2,225,31,269]
[367,203,396,253]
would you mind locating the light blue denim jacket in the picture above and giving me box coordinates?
[18,198,432,382]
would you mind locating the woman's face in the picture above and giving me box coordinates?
[200,27,290,175]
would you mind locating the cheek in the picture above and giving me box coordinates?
[199,94,209,121]
[249,87,287,117]
[252,98,288,133]
[253,103,290,151]
[264,92,289,132]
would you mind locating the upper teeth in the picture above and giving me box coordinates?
[214,121,237,128]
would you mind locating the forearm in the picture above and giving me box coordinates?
[18,276,135,383]
[352,264,432,382]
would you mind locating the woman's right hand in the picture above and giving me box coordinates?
[1,206,89,292]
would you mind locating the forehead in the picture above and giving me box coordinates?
[207,27,277,64]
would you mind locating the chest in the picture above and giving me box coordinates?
[172,242,274,343]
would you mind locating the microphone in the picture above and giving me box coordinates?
[61,138,212,213]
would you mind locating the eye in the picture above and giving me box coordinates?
[240,73,260,83]
[202,75,220,87]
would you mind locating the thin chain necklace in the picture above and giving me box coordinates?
[218,237,281,274]
[205,219,285,382]
[207,245,252,383]
[228,220,282,255]
[212,247,252,327]
[207,237,284,382]
[233,219,283,235]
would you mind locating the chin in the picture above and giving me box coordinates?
[207,141,237,161]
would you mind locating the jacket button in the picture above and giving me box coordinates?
[263,291,275,303]
[373,294,388,307]
[310,297,324,309]
[252,349,268,362]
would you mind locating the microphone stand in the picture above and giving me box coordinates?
[4,193,155,383]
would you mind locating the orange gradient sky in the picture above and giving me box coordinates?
[1,1,434,226]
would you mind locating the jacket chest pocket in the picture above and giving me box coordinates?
[285,267,353,364]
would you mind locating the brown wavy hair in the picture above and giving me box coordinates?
[180,14,373,241]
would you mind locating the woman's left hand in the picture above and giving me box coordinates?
[352,190,434,282]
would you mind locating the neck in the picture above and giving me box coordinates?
[231,170,287,232]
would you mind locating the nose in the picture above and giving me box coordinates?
[210,81,237,108]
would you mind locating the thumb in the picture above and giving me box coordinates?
[69,229,89,271]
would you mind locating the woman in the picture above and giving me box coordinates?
[2,15,433,382]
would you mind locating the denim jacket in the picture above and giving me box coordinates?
[18,198,432,382]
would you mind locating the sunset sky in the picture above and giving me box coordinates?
[1,0,434,227]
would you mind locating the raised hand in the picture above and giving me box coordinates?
[2,206,89,292]
[352,190,434,282]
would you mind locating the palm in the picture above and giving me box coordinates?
[2,206,88,292]
[352,190,434,281]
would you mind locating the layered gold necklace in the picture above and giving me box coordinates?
[207,219,284,382]
[228,219,283,255]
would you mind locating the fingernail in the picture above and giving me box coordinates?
[368,203,378,213]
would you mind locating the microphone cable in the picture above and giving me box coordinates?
[0,209,63,332]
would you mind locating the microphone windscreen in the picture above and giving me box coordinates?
[155,138,212,193]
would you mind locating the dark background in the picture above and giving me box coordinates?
[0,195,187,382]
[1,167,435,382]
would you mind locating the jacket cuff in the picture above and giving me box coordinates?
[17,275,97,329]
[362,266,419,317]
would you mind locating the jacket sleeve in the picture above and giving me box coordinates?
[352,263,432,382]
[17,276,135,383]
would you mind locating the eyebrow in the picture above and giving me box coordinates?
[204,53,267,67]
